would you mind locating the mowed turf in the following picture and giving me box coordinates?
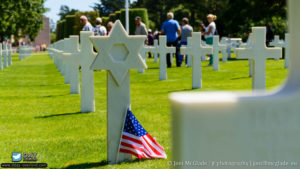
[0,52,288,169]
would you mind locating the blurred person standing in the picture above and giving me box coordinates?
[135,16,148,35]
[80,15,94,31]
[203,14,217,66]
[94,17,107,36]
[180,18,193,66]
[160,12,181,67]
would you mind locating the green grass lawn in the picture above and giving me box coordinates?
[0,52,288,169]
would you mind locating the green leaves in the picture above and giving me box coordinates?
[0,0,46,41]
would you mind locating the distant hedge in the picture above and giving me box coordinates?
[102,17,110,27]
[109,13,117,22]
[120,8,149,35]
[64,15,76,38]
[55,19,66,41]
[55,21,61,41]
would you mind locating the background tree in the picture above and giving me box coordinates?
[58,5,79,20]
[133,0,286,39]
[0,0,47,42]
[92,0,125,16]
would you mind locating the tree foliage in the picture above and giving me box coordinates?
[92,0,125,16]
[58,5,79,20]
[0,0,47,41]
[132,0,287,38]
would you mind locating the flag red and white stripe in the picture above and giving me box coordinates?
[119,110,167,159]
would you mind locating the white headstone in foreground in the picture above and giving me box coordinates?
[236,27,282,91]
[90,20,146,164]
[181,33,213,89]
[212,36,226,71]
[170,1,300,169]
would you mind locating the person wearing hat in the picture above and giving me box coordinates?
[147,29,154,58]
[80,15,94,31]
[94,17,107,36]
[134,16,148,35]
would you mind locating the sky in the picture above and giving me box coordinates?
[44,0,136,24]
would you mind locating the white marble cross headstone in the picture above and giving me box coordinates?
[270,35,280,47]
[271,34,290,68]
[0,44,2,70]
[212,35,226,71]
[63,39,72,84]
[150,36,175,80]
[3,44,8,68]
[220,37,229,62]
[8,44,12,66]
[270,35,282,61]
[68,32,97,112]
[240,33,254,77]
[63,36,81,94]
[181,32,213,89]
[236,27,282,91]
[90,20,146,164]
[138,44,149,73]
[153,40,159,63]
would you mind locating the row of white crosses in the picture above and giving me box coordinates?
[0,43,13,70]
[270,34,290,68]
[19,46,34,60]
[48,32,97,113]
[170,1,300,167]
[47,18,290,165]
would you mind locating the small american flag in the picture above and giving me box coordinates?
[119,109,167,159]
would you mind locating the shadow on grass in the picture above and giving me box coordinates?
[147,67,160,70]
[58,160,108,169]
[35,111,92,119]
[231,76,250,80]
[168,88,196,93]
[59,158,156,169]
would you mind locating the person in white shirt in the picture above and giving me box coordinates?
[80,15,94,32]
[94,17,107,36]
[203,14,217,66]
